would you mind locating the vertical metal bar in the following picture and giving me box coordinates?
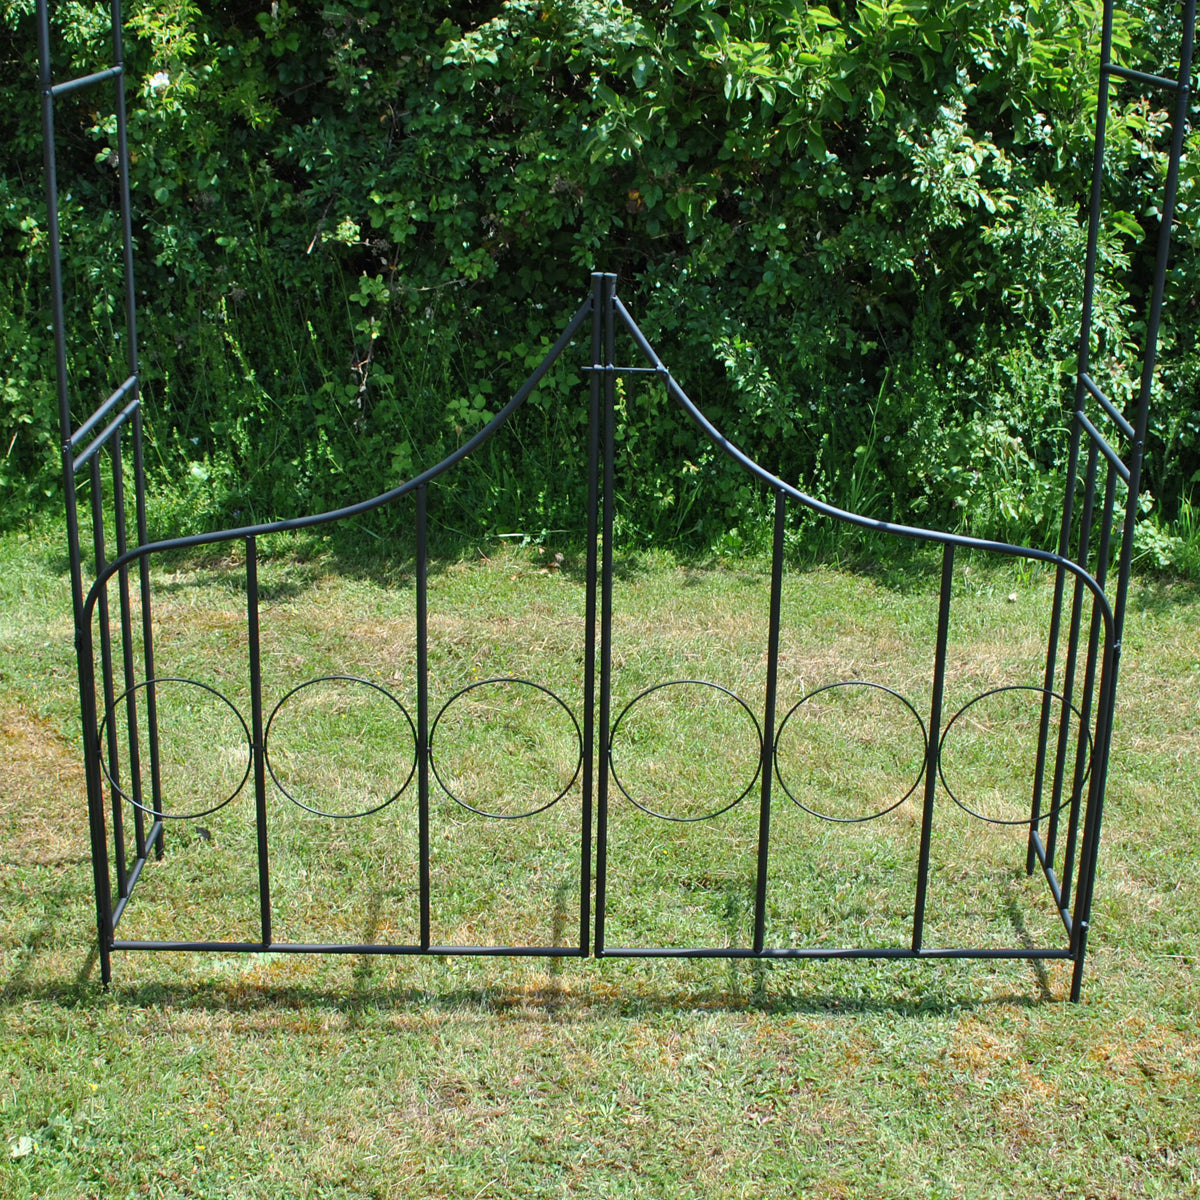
[1054,0,1113,880]
[1077,1,1116,392]
[40,0,112,979]
[90,457,128,897]
[1048,444,1099,867]
[416,485,431,951]
[1030,478,1078,869]
[110,436,146,857]
[912,542,954,952]
[593,274,618,956]
[132,409,163,855]
[110,0,139,382]
[109,0,151,857]
[1060,465,1118,909]
[1069,645,1118,1001]
[79,631,114,983]
[753,490,786,954]
[1071,0,1195,1002]
[1110,0,1195,659]
[37,0,86,661]
[579,274,603,956]
[37,0,73,454]
[1060,623,1098,913]
[1028,600,1058,870]
[1035,0,1117,876]
[119,0,160,853]
[246,536,272,947]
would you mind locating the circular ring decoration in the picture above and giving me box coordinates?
[937,685,1093,826]
[608,680,763,822]
[264,675,418,819]
[97,677,253,821]
[429,677,583,820]
[773,681,928,823]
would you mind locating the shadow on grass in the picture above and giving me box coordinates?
[0,957,1065,1022]
[1005,890,1055,1003]
[1128,573,1200,616]
[20,503,996,612]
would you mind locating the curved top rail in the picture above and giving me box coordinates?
[610,295,1115,639]
[82,297,592,620]
[84,285,1112,644]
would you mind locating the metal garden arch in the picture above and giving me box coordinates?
[38,0,1196,998]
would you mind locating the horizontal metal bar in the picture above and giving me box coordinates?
[1028,828,1074,938]
[143,819,164,858]
[427,945,583,957]
[71,374,138,449]
[115,940,414,954]
[1077,411,1131,482]
[73,395,140,472]
[1028,827,1051,873]
[110,856,143,929]
[1103,62,1181,92]
[1079,373,1135,441]
[112,940,582,956]
[599,946,1073,960]
[109,819,163,931]
[582,365,664,375]
[50,64,123,97]
[109,938,1072,961]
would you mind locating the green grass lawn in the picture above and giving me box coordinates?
[1,522,1197,1199]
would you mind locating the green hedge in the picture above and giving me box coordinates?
[1,0,1196,555]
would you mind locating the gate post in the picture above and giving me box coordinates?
[592,272,618,956]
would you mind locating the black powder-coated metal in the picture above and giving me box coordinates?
[39,0,1195,996]
[429,678,583,820]
[912,543,954,954]
[752,490,787,955]
[774,682,928,824]
[416,484,431,953]
[246,537,273,946]
[608,681,764,823]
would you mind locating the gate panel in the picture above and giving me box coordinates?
[40,0,1197,997]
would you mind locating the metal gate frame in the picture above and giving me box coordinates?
[39,0,1196,998]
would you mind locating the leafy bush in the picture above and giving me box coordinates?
[1,0,1195,565]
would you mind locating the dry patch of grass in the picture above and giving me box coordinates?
[0,705,87,868]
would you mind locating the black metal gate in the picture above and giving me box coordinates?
[39,0,1196,998]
